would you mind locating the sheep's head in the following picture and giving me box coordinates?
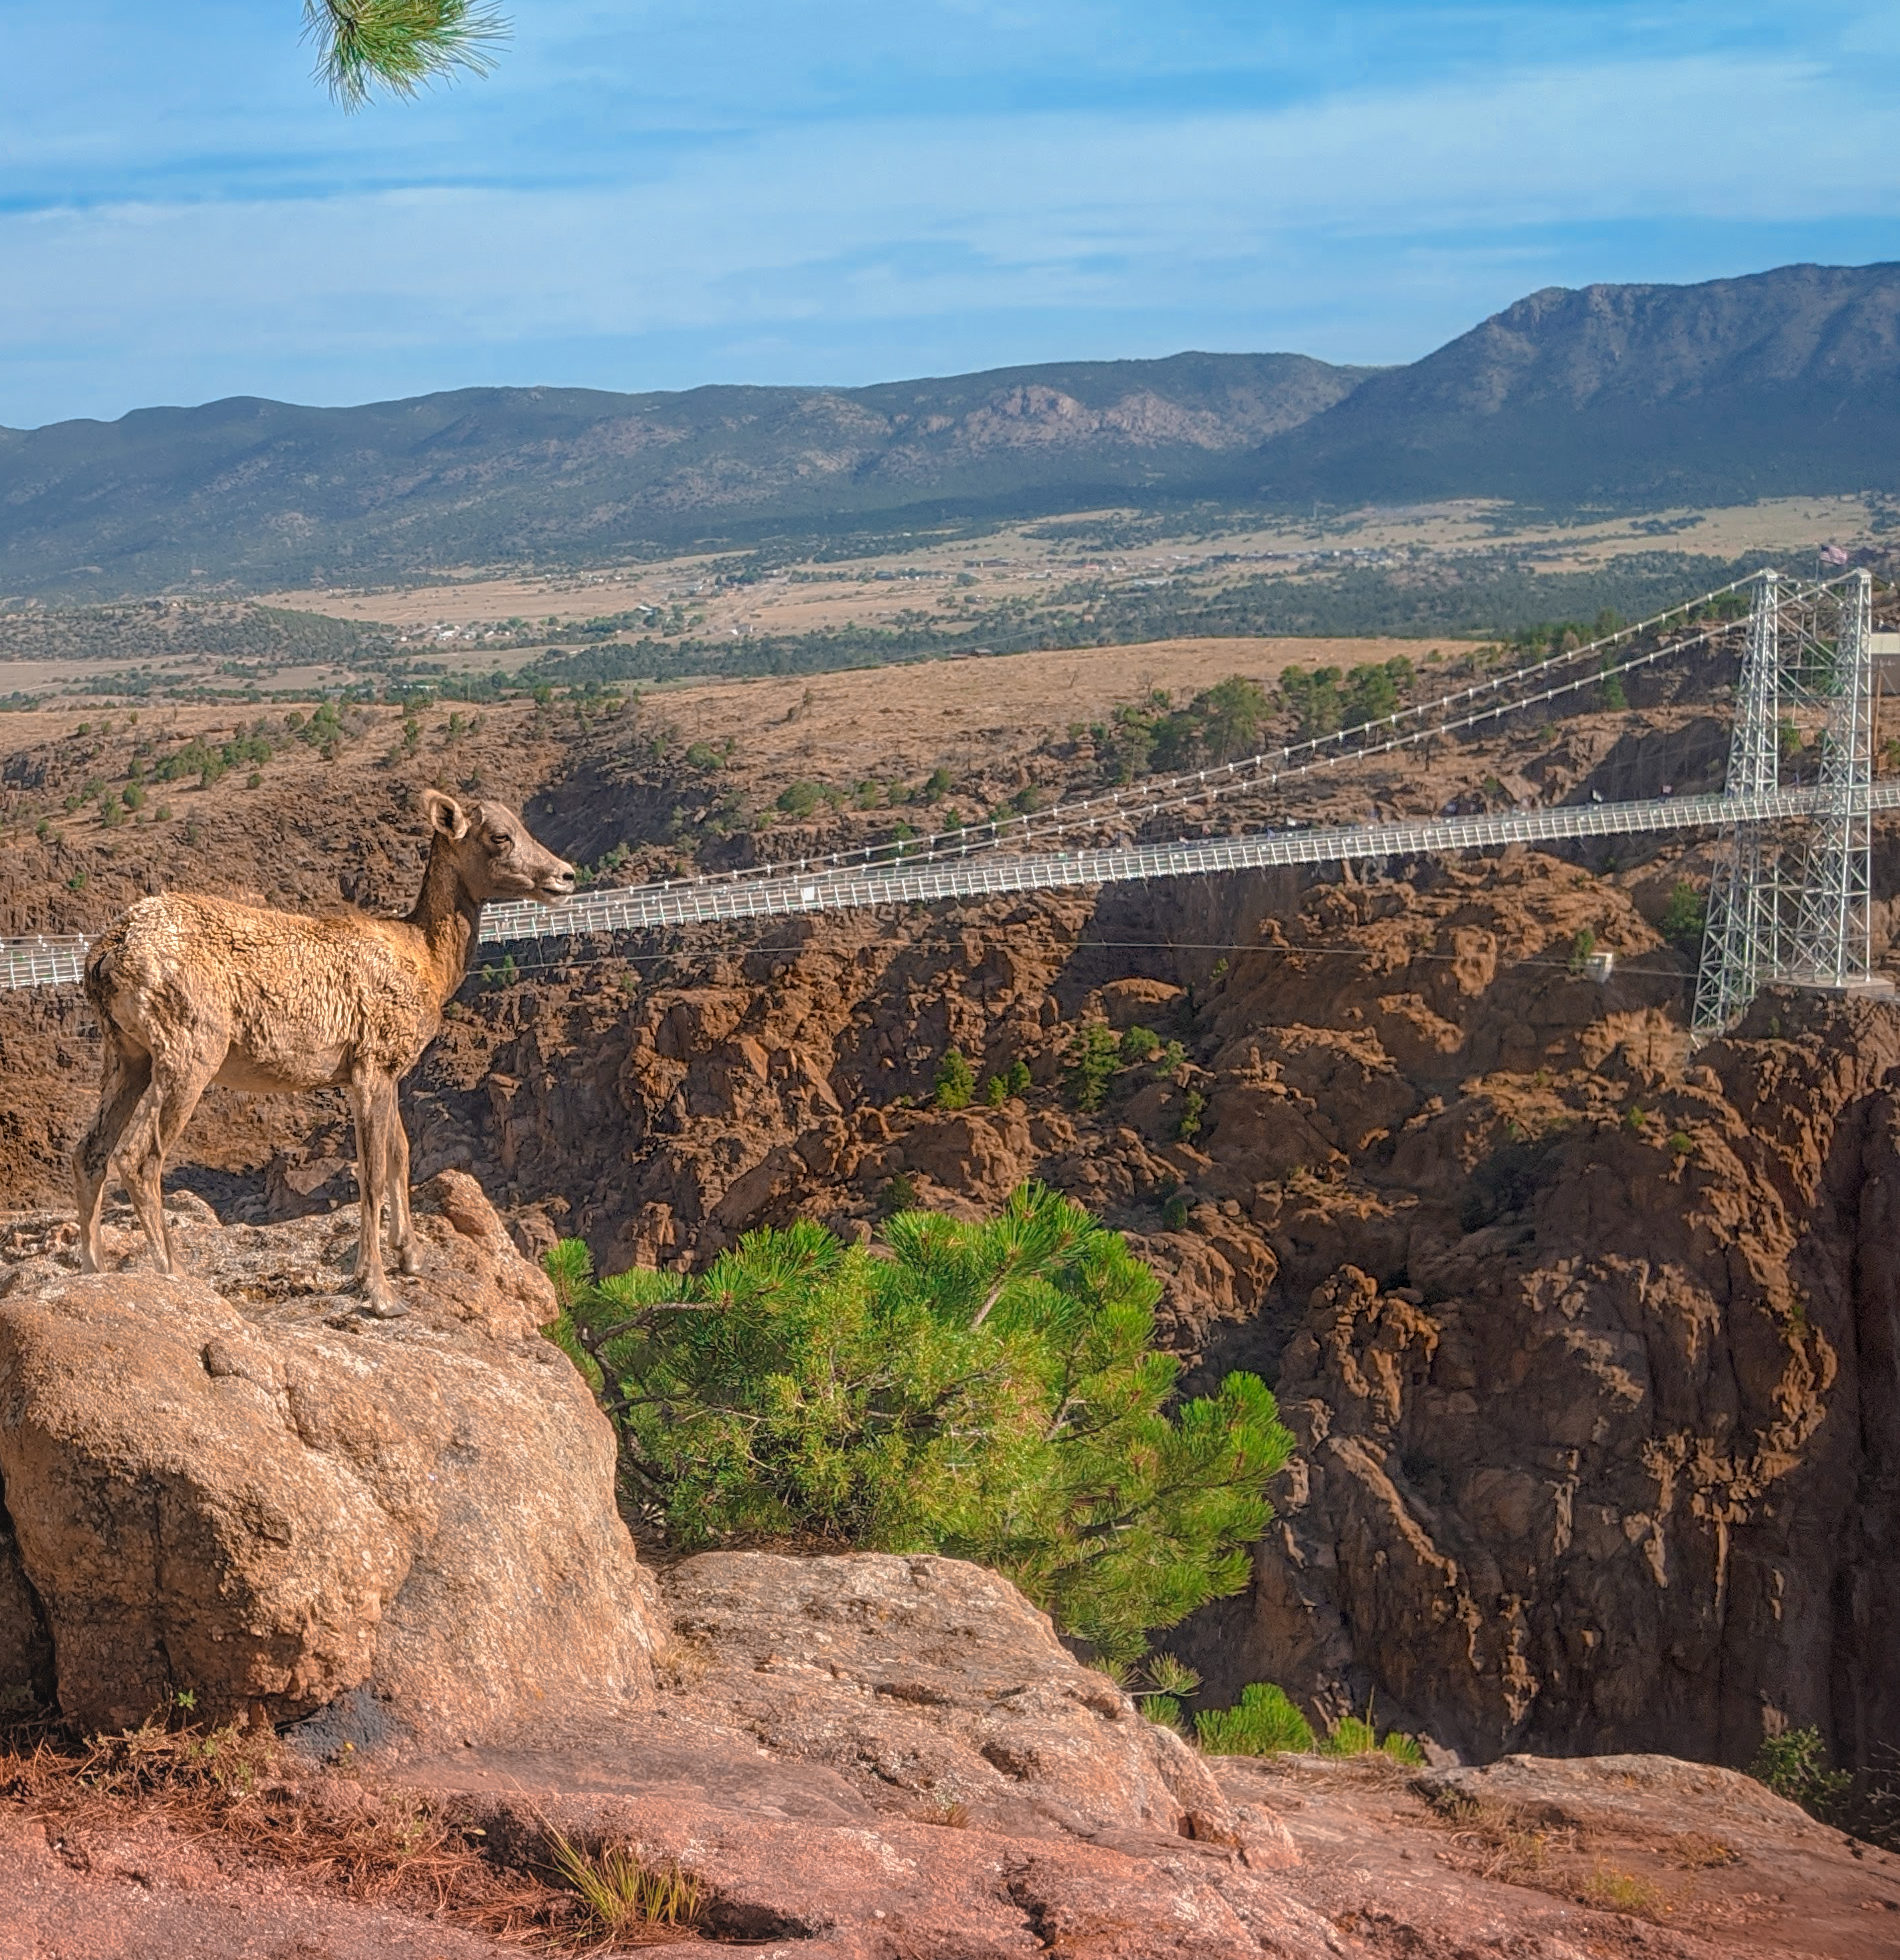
[423,790,575,905]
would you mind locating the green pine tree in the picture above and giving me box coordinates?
[547,1183,1293,1664]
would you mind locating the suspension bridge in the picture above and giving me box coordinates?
[1,569,1889,1037]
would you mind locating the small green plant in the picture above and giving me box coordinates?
[934,1048,976,1111]
[1568,928,1596,975]
[1161,1193,1191,1230]
[1320,1714,1379,1757]
[1176,1089,1207,1142]
[1005,1057,1032,1097]
[1660,879,1706,953]
[1668,1131,1694,1158]
[547,1833,703,1937]
[1599,669,1629,711]
[984,1074,1008,1106]
[1063,1024,1122,1112]
[1382,1730,1427,1766]
[67,868,88,893]
[881,1172,919,1214]
[1154,1039,1187,1075]
[1118,1025,1161,1065]
[1749,1726,1851,1822]
[121,781,145,812]
[1196,1683,1315,1756]
[775,779,823,818]
[1135,1655,1202,1732]
[1623,1103,1646,1134]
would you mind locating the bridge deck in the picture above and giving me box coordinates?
[7,781,1895,993]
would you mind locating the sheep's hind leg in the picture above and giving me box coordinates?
[74,1037,152,1272]
[347,1073,404,1317]
[381,1083,420,1277]
[116,1041,219,1275]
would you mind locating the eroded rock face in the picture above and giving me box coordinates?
[1186,990,1900,1768]
[660,1551,1251,1851]
[0,1174,664,1746]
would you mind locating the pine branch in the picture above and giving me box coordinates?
[303,0,510,110]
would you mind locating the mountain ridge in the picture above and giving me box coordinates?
[3,260,1897,602]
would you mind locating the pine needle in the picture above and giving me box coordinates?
[304,0,510,110]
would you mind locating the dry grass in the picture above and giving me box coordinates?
[0,1717,702,1949]
[1419,1788,1700,1926]
[1424,1792,1580,1887]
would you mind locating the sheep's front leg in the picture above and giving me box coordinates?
[347,1072,404,1317]
[380,1079,420,1277]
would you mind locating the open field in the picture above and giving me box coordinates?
[253,493,1885,645]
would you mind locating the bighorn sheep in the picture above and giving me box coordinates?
[75,790,574,1315]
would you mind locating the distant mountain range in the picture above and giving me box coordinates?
[1,261,1895,602]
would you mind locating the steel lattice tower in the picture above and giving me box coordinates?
[1785,569,1876,991]
[1694,569,1878,1033]
[1693,571,1782,1034]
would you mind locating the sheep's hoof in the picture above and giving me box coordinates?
[359,1291,410,1320]
[397,1245,422,1278]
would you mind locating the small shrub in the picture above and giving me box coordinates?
[934,1048,976,1111]
[881,1172,919,1214]
[1154,1039,1187,1075]
[1320,1714,1379,1757]
[984,1075,1008,1107]
[1176,1089,1207,1142]
[1118,1025,1161,1065]
[1749,1726,1851,1822]
[1579,1864,1665,1918]
[775,779,823,818]
[1660,879,1705,953]
[1161,1193,1191,1230]
[1063,1024,1121,1112]
[1668,1131,1694,1158]
[1196,1683,1314,1756]
[1382,1730,1427,1766]
[1568,928,1596,975]
[1005,1058,1032,1097]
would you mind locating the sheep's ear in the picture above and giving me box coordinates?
[421,789,469,840]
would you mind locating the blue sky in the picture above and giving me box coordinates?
[0,1,1895,427]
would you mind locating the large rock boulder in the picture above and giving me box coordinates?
[660,1550,1265,1854]
[0,1174,665,1749]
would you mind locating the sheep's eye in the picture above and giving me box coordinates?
[485,833,513,857]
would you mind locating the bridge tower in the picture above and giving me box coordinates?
[1693,568,1876,1034]
[1692,570,1782,1035]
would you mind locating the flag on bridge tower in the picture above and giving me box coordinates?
[1821,543,1851,566]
